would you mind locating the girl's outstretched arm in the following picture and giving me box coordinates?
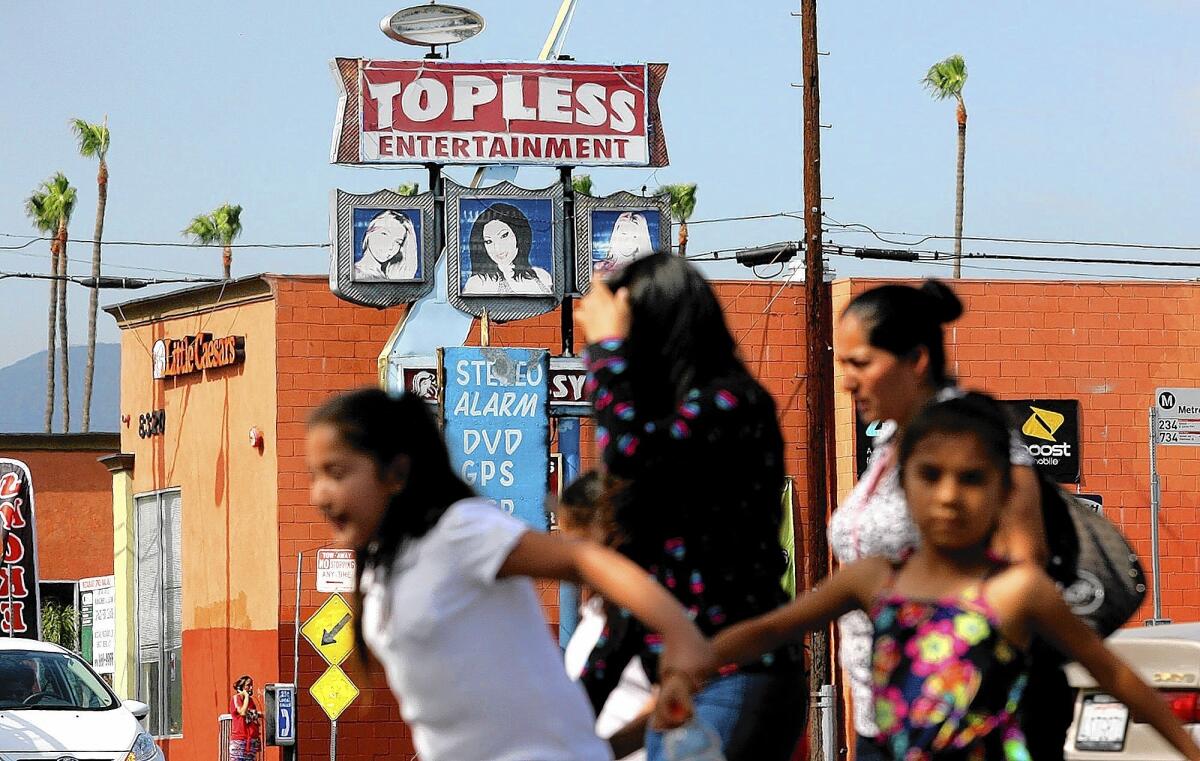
[713,557,886,668]
[498,531,715,725]
[1023,569,1200,761]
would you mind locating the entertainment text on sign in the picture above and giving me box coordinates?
[348,61,661,166]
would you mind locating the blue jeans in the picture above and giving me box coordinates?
[645,670,806,761]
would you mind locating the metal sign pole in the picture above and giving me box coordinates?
[330,718,337,761]
[289,551,302,761]
[1148,406,1167,624]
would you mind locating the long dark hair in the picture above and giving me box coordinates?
[604,253,748,418]
[467,202,538,282]
[841,280,963,387]
[308,389,474,655]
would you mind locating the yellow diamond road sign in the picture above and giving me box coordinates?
[310,664,360,721]
[301,593,355,666]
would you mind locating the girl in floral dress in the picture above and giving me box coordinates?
[713,392,1200,760]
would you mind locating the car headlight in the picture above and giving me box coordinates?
[127,732,159,761]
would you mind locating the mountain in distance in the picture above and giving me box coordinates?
[0,344,120,433]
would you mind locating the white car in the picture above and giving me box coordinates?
[1066,622,1200,760]
[0,638,163,761]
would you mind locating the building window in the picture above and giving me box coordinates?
[135,489,183,737]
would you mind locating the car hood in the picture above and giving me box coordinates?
[0,708,139,753]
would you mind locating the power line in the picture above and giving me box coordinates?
[823,217,1200,254]
[1,247,217,279]
[823,246,1194,282]
[0,233,328,250]
[0,271,223,286]
[822,235,1200,269]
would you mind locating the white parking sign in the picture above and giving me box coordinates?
[1155,388,1200,446]
[316,549,356,592]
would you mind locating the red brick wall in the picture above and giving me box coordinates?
[5,447,118,581]
[272,276,813,761]
[834,279,1200,624]
[269,276,416,760]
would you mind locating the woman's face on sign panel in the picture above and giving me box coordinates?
[482,219,519,268]
[368,214,407,263]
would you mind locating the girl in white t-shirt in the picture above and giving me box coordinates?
[306,388,714,761]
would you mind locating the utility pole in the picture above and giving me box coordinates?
[800,1,837,760]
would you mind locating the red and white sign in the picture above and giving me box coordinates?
[0,459,40,639]
[332,59,669,167]
[316,549,356,593]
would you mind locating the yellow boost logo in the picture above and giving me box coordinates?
[1021,406,1065,442]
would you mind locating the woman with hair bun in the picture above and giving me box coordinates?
[829,280,1056,760]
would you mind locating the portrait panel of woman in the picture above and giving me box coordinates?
[591,209,661,272]
[460,200,554,297]
[352,208,422,283]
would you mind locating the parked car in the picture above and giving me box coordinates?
[1066,622,1200,760]
[0,637,163,761]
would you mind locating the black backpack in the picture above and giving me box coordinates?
[1039,473,1148,637]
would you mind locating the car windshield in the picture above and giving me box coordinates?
[0,650,117,711]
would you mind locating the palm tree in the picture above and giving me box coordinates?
[396,182,420,196]
[72,117,111,433]
[184,203,243,279]
[25,174,77,433]
[571,174,593,197]
[655,183,698,256]
[922,54,969,278]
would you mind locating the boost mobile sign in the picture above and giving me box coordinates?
[1004,399,1081,484]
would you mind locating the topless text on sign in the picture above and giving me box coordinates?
[332,60,669,167]
[442,347,550,529]
[152,333,245,380]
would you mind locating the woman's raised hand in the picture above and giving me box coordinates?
[577,275,631,344]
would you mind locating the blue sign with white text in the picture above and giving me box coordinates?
[442,347,550,529]
[267,683,296,746]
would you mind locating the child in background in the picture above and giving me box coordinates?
[713,392,1200,761]
[558,471,654,761]
[306,389,713,761]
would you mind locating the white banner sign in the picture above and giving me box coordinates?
[316,550,356,593]
[81,575,115,675]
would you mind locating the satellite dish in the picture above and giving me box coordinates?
[380,4,486,47]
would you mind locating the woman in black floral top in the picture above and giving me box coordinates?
[576,253,805,761]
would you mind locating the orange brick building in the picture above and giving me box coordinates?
[0,433,120,620]
[99,273,1200,761]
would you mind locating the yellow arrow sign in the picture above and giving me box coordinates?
[310,664,360,721]
[301,593,355,666]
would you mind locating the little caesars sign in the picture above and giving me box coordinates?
[152,333,245,380]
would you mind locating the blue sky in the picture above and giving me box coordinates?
[3,1,1200,368]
